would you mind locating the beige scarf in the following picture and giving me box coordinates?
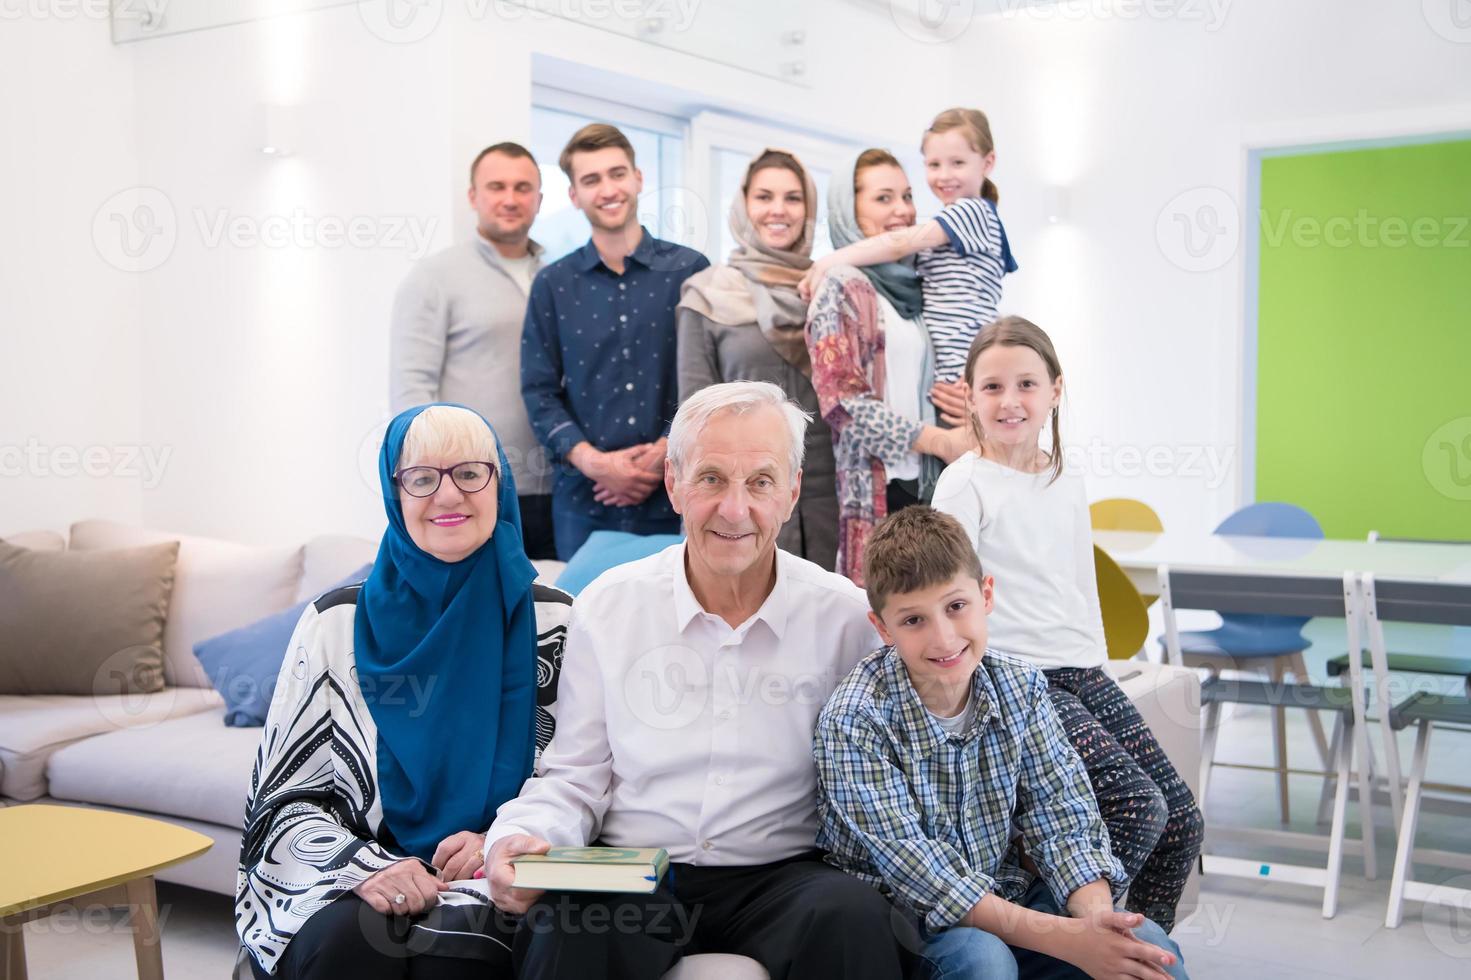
[679,154,818,376]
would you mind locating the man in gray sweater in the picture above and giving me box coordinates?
[390,142,556,558]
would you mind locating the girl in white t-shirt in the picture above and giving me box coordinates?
[931,317,1203,933]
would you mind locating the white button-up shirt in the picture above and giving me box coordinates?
[487,543,880,866]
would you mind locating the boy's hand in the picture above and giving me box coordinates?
[1060,908,1176,980]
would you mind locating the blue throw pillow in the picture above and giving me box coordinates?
[555,531,683,596]
[195,564,372,727]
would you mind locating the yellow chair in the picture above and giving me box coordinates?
[1091,498,1164,606]
[1089,497,1164,532]
[1094,545,1150,660]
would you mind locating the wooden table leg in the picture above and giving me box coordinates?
[1,915,26,980]
[124,876,163,980]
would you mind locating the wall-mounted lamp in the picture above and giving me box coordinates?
[256,104,301,160]
[1042,185,1069,225]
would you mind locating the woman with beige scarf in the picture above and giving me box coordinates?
[676,149,838,569]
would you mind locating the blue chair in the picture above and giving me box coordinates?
[1168,502,1330,823]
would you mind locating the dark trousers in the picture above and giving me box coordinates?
[1045,667,1205,932]
[513,853,914,980]
[886,479,921,516]
[249,893,516,980]
[517,493,557,561]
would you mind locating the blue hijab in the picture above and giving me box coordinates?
[355,404,538,862]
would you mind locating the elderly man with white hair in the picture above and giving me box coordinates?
[483,381,909,980]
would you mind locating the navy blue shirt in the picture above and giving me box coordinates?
[520,227,709,527]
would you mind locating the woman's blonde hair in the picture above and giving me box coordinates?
[962,317,1064,485]
[923,107,999,205]
[399,406,498,470]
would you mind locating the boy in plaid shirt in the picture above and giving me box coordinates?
[814,507,1187,979]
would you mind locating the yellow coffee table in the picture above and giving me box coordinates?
[0,804,213,980]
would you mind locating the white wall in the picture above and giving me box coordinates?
[10,0,955,546]
[9,1,1466,545]
[0,16,144,537]
[947,0,1471,533]
[130,6,455,546]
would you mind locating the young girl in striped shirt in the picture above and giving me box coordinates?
[800,108,1017,424]
[931,316,1204,932]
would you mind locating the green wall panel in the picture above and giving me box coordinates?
[1255,138,1471,540]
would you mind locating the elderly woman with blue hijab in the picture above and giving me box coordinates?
[236,404,572,979]
[804,149,974,585]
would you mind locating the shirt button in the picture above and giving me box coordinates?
[625,382,634,391]
[718,709,731,720]
[715,775,726,785]
[701,840,714,851]
[618,282,626,290]
[619,314,628,323]
[627,416,636,425]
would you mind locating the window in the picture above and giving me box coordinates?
[529,89,690,263]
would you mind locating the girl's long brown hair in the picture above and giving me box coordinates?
[962,316,1064,485]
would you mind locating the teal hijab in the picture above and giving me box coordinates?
[355,404,538,862]
[827,152,925,321]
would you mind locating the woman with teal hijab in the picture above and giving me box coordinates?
[237,404,573,980]
[804,150,975,584]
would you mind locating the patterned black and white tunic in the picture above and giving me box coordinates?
[235,581,572,974]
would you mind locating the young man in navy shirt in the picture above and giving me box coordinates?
[520,123,709,559]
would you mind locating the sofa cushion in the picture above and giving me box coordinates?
[198,563,372,727]
[296,534,380,604]
[0,688,221,800]
[1,529,67,551]
[46,707,260,828]
[0,539,180,695]
[69,520,304,689]
[556,531,684,596]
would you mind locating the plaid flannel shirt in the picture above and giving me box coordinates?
[814,647,1125,934]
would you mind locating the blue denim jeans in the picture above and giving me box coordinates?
[918,880,1188,980]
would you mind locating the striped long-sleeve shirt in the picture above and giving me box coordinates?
[914,197,1018,382]
[814,647,1124,935]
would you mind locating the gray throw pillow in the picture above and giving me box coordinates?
[0,538,180,695]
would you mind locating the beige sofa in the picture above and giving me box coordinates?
[0,520,1201,979]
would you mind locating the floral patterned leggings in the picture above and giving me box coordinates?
[1046,666,1205,933]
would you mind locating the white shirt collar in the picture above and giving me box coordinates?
[670,542,790,640]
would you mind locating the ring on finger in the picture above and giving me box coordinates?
[393,893,406,905]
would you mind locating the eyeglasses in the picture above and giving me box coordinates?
[394,460,498,498]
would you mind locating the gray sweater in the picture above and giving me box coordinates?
[389,236,550,495]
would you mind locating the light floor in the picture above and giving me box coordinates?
[17,670,1471,978]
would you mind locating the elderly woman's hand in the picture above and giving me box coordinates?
[486,833,553,915]
[431,830,487,882]
[353,858,448,916]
